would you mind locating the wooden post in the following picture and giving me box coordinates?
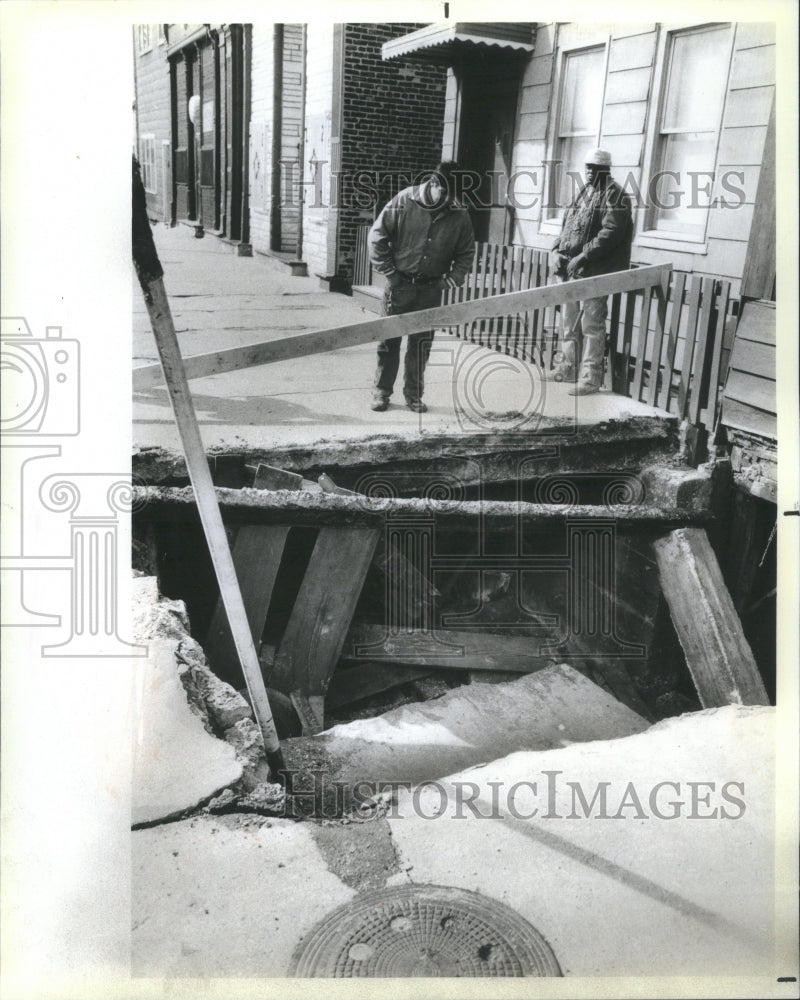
[132,158,285,774]
[652,527,769,708]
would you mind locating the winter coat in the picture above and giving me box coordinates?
[554,176,633,277]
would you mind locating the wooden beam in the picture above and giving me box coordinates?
[133,485,714,532]
[344,624,554,674]
[325,661,432,711]
[132,161,283,767]
[133,264,672,390]
[204,524,289,682]
[652,527,769,708]
[269,526,381,695]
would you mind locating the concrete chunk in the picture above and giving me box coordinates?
[132,639,243,826]
[297,662,650,791]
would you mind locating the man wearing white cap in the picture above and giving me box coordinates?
[549,148,633,395]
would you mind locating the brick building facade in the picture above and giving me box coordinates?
[133,22,446,285]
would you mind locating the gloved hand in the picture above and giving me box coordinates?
[566,253,586,278]
[549,248,567,274]
[441,274,459,290]
[385,271,404,288]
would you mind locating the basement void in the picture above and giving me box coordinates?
[131,422,776,746]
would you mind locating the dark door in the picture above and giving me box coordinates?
[458,72,519,243]
[173,54,196,222]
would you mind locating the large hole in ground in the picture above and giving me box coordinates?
[134,454,756,738]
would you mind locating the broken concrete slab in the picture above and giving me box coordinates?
[132,575,253,734]
[132,639,243,826]
[386,705,775,978]
[284,662,650,796]
[132,815,354,978]
[131,705,777,980]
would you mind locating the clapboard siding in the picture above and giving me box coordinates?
[602,100,648,136]
[722,86,775,128]
[727,338,774,379]
[604,66,652,104]
[720,301,776,441]
[509,19,774,298]
[608,31,657,71]
[729,44,775,89]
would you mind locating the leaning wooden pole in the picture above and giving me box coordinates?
[132,157,285,777]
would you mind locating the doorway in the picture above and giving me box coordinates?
[457,71,520,244]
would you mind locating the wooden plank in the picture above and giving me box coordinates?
[253,463,302,490]
[204,524,290,679]
[652,528,769,708]
[739,101,775,300]
[632,285,652,401]
[270,526,380,695]
[318,471,439,626]
[728,338,775,380]
[734,300,776,346]
[723,370,777,414]
[704,281,731,429]
[607,293,622,392]
[616,289,636,395]
[646,273,669,406]
[326,661,432,711]
[484,243,498,347]
[658,271,686,412]
[346,624,553,673]
[677,275,702,419]
[290,690,324,735]
[719,397,777,440]
[133,167,283,762]
[134,265,673,389]
[688,278,717,426]
[511,246,524,357]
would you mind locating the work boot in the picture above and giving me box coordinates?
[371,392,390,412]
[568,378,601,396]
[406,398,427,413]
[544,363,577,383]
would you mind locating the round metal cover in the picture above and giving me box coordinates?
[289,884,562,978]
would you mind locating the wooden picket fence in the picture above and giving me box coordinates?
[444,242,740,461]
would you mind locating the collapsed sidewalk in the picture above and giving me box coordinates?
[131,573,775,979]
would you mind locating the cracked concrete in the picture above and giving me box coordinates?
[133,225,677,471]
[132,705,776,980]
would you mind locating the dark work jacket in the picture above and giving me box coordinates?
[554,176,633,277]
[368,185,476,284]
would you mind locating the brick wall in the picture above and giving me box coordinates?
[134,25,171,222]
[337,23,447,283]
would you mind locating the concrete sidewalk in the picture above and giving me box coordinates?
[133,226,672,461]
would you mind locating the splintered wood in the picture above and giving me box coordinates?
[653,527,769,708]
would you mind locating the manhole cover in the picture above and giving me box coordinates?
[289,884,562,977]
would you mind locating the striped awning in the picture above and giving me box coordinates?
[382,22,535,64]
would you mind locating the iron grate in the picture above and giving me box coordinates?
[289,884,562,978]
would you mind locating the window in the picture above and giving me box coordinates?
[139,136,157,193]
[136,24,152,54]
[648,25,731,239]
[547,47,605,218]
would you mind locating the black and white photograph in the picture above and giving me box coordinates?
[1,2,798,997]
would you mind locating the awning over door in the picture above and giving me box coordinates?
[382,22,535,65]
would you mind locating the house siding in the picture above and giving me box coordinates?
[134,26,171,222]
[509,21,775,298]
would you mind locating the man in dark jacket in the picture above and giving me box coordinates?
[368,161,475,412]
[549,148,633,395]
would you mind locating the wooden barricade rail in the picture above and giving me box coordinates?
[132,264,673,391]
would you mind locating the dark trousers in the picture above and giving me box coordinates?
[374,282,442,401]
